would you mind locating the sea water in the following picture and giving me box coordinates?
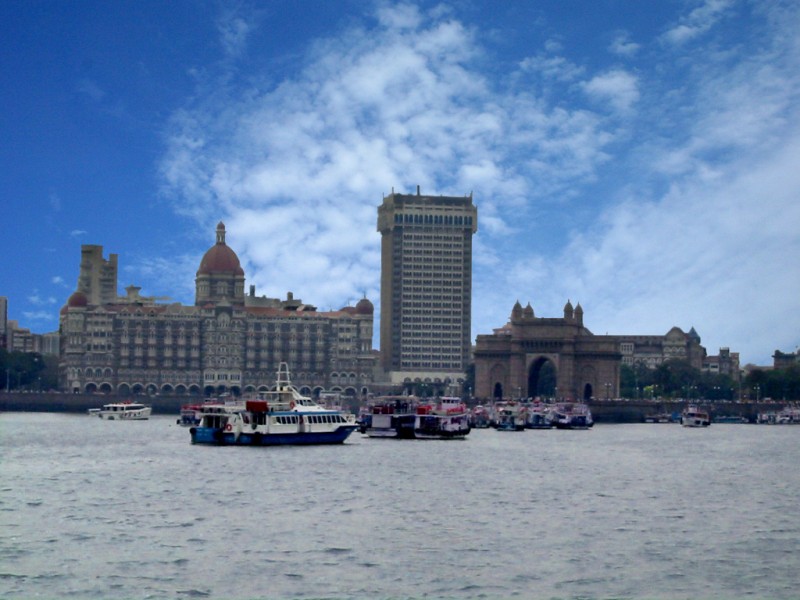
[1,413,798,599]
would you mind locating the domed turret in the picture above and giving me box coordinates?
[355,297,374,315]
[564,299,574,320]
[195,222,246,306]
[67,291,89,308]
[197,222,245,276]
[523,303,534,319]
[511,300,523,321]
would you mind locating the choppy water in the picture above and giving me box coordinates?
[1,413,798,600]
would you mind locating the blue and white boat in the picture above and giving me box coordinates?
[189,363,358,446]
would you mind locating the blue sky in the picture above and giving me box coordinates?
[2,0,798,366]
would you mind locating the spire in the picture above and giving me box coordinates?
[564,299,574,320]
[511,300,523,320]
[216,221,226,245]
[523,302,534,319]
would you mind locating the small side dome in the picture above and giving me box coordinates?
[355,298,374,315]
[68,291,88,307]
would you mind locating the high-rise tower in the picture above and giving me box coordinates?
[377,187,478,386]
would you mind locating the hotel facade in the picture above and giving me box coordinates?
[59,223,376,398]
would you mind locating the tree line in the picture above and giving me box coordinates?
[620,359,800,401]
[0,349,59,391]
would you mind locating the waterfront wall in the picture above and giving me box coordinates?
[0,392,185,415]
[0,392,787,423]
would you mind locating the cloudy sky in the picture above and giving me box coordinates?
[2,0,798,366]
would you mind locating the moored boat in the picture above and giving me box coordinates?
[361,396,419,438]
[95,401,152,420]
[189,363,358,446]
[549,402,593,429]
[414,397,471,439]
[681,405,710,427]
[469,405,492,428]
[525,402,552,429]
[494,401,526,431]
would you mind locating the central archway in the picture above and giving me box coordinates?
[528,357,557,399]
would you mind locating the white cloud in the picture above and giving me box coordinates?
[582,69,639,113]
[609,31,640,57]
[661,0,733,46]
[160,4,614,311]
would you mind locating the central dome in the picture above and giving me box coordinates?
[197,222,244,276]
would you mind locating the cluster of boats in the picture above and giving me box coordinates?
[756,406,800,424]
[467,400,594,431]
[88,362,800,444]
[359,396,472,439]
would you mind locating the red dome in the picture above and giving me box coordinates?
[355,298,374,315]
[197,221,245,276]
[67,291,88,307]
[197,244,244,275]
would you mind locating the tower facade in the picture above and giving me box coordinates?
[377,187,477,386]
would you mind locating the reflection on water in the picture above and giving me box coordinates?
[1,413,798,599]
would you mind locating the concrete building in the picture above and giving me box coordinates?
[702,347,740,380]
[617,326,706,370]
[377,187,477,391]
[59,222,375,398]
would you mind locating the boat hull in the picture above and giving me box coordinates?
[190,426,358,445]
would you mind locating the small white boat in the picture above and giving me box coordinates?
[96,402,152,420]
[681,405,710,427]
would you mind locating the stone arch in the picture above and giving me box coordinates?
[118,383,131,395]
[489,363,507,400]
[492,382,503,399]
[527,356,557,399]
[99,382,113,394]
[85,382,98,394]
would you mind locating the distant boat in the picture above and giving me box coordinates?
[361,396,419,438]
[189,363,358,446]
[525,402,553,429]
[643,413,672,423]
[469,405,492,428]
[549,403,593,429]
[414,397,471,439]
[713,415,749,424]
[95,401,151,421]
[494,401,526,431]
[681,405,710,427]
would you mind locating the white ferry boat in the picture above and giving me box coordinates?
[361,396,419,438]
[681,405,710,427]
[189,363,358,446]
[95,402,152,420]
[413,397,471,439]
